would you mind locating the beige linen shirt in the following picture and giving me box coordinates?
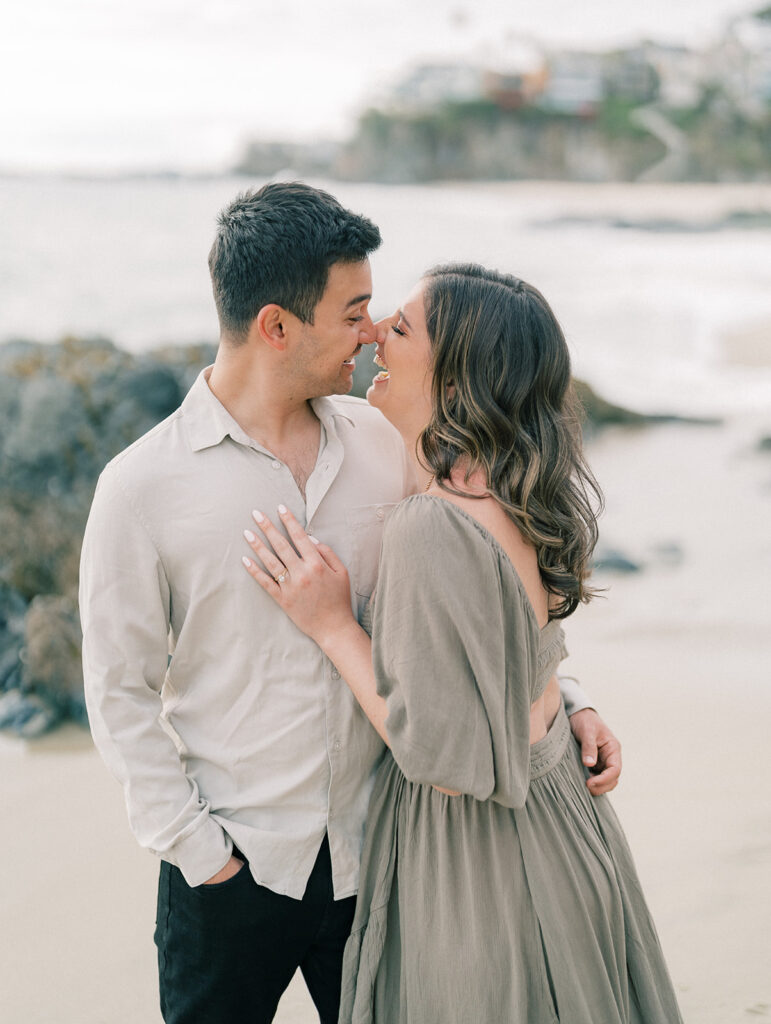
[80,369,412,897]
[80,368,591,900]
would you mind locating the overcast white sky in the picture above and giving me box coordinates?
[0,0,758,172]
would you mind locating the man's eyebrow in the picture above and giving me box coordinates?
[344,293,371,309]
[397,309,412,330]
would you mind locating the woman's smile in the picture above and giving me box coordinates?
[373,351,390,382]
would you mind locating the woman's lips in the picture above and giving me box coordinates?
[373,353,389,381]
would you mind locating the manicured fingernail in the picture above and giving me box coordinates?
[241,556,253,567]
[244,529,256,542]
[584,756,596,766]
[252,509,264,523]
[277,504,287,515]
[309,535,320,545]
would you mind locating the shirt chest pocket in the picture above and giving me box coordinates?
[345,503,397,601]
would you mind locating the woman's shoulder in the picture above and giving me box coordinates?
[384,492,501,567]
[390,490,497,532]
[388,491,473,531]
[387,493,551,633]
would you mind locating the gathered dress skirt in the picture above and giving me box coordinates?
[339,702,682,1024]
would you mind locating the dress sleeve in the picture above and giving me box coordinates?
[371,498,538,808]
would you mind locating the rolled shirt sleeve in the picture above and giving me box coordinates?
[558,675,594,717]
[79,466,231,886]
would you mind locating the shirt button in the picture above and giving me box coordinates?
[333,740,342,751]
[271,460,281,470]
[331,668,340,680]
[376,506,385,520]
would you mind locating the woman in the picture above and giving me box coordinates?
[242,264,682,1022]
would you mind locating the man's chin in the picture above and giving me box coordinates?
[303,375,355,400]
[332,373,355,396]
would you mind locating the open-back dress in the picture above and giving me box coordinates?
[339,494,682,1024]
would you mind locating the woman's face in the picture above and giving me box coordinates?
[367,279,434,438]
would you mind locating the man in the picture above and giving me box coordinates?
[80,182,620,1024]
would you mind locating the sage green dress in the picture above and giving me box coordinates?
[340,495,682,1024]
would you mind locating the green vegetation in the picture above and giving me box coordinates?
[597,97,651,139]
[667,85,771,179]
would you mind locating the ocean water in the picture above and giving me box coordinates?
[1,175,770,417]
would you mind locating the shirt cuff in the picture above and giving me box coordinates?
[160,815,233,887]
[558,675,595,718]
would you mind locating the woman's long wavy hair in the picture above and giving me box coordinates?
[419,263,603,619]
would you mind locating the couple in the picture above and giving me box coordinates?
[79,182,681,1023]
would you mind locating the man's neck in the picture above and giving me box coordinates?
[207,347,317,451]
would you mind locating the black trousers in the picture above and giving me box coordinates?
[154,835,356,1024]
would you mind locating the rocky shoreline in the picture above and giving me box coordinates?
[0,336,718,738]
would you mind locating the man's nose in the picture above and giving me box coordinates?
[359,314,378,345]
[370,315,390,345]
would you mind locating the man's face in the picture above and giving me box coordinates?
[285,259,376,399]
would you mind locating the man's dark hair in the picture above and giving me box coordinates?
[208,181,381,341]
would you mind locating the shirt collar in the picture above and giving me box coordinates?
[182,367,356,454]
[310,396,355,434]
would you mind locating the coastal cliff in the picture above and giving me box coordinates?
[235,97,770,184]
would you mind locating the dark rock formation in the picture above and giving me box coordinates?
[0,582,26,692]
[23,594,85,724]
[0,337,214,737]
[592,547,643,574]
[531,209,771,233]
[573,379,720,436]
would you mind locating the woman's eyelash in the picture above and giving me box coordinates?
[391,323,406,336]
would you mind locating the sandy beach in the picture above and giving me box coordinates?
[2,412,770,1024]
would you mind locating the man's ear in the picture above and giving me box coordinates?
[252,304,289,352]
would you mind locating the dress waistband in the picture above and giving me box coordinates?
[529,700,571,780]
